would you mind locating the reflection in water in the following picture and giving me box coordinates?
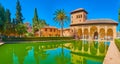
[0,40,110,64]
[13,53,19,64]
[23,47,36,64]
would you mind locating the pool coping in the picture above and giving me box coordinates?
[0,42,4,45]
[103,41,120,64]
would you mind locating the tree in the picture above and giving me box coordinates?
[15,0,24,24]
[4,9,11,36]
[11,18,17,36]
[16,23,27,37]
[0,4,6,35]
[53,9,68,37]
[32,8,48,36]
[32,8,39,33]
[118,9,120,31]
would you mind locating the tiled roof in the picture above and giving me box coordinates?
[70,19,118,26]
[70,8,88,14]
[42,26,57,29]
[86,19,118,24]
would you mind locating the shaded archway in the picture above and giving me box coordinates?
[77,28,82,39]
[84,29,89,39]
[94,31,98,39]
[107,28,113,40]
[90,26,97,39]
[99,28,105,39]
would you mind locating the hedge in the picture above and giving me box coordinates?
[3,37,74,41]
[115,39,120,51]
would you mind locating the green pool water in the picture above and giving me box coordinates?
[0,40,109,64]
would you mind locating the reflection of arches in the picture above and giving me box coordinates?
[107,28,113,40]
[94,31,98,39]
[77,28,82,39]
[99,28,105,39]
[84,29,89,39]
[90,26,97,38]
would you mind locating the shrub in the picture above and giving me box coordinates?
[3,37,74,41]
[115,39,120,51]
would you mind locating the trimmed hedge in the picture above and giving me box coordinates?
[3,37,74,41]
[115,39,120,51]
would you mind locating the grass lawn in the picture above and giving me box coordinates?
[115,39,120,51]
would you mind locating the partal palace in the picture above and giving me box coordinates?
[35,8,118,40]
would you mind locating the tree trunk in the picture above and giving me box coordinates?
[61,22,64,37]
[39,29,41,37]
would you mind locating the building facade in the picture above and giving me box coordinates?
[70,8,118,40]
[39,26,60,37]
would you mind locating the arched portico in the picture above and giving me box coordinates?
[75,26,114,40]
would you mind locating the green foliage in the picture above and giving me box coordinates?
[53,9,68,37]
[0,4,6,34]
[4,9,12,36]
[115,39,120,51]
[99,42,105,53]
[16,23,27,37]
[15,0,23,24]
[118,9,120,32]
[3,37,73,41]
[32,8,48,33]
[119,9,120,23]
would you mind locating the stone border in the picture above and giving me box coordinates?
[103,41,120,64]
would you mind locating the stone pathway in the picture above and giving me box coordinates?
[103,41,120,64]
[0,43,4,45]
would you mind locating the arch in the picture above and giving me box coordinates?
[77,28,82,39]
[99,28,105,39]
[94,31,98,39]
[107,28,113,40]
[84,28,89,39]
[90,26,97,39]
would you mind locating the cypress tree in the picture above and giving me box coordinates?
[15,0,23,24]
[4,9,11,36]
[5,9,11,24]
[0,4,6,34]
[32,8,39,32]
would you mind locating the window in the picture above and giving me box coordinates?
[80,15,82,18]
[80,20,81,22]
[50,29,52,32]
[45,28,47,31]
[76,15,82,18]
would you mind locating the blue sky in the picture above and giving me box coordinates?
[0,0,119,30]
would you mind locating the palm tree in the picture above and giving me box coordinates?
[53,9,68,37]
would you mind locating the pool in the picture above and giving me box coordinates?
[0,40,109,64]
